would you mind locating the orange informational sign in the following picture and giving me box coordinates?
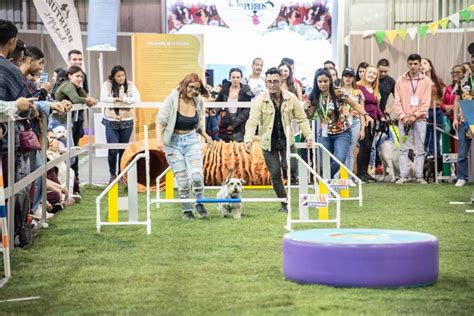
[132,33,204,139]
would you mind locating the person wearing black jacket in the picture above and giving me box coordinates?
[216,68,254,142]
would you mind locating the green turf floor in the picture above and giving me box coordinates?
[0,183,473,315]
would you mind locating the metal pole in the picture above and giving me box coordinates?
[7,120,15,249]
[145,125,151,235]
[286,126,291,230]
[433,101,439,184]
[88,106,93,185]
[65,110,71,192]
[41,114,48,224]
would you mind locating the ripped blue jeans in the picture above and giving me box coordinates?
[165,131,204,212]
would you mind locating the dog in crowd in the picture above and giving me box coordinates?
[217,170,245,219]
[51,125,68,153]
[423,155,443,183]
[376,122,416,182]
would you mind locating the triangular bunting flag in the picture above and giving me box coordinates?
[460,8,472,23]
[439,18,449,29]
[449,12,460,28]
[418,24,428,38]
[385,30,398,43]
[397,29,407,40]
[375,31,386,45]
[427,21,439,34]
[362,30,375,38]
[407,28,417,40]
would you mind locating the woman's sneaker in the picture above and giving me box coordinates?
[182,211,195,220]
[195,204,209,219]
[455,179,467,187]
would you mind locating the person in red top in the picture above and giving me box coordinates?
[441,64,465,154]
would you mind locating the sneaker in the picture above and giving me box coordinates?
[290,175,299,185]
[32,206,54,220]
[365,174,377,182]
[182,211,195,220]
[417,178,428,184]
[455,179,467,187]
[49,203,64,214]
[109,175,117,184]
[195,204,209,219]
[63,198,75,207]
[279,204,288,213]
[70,193,82,203]
[348,179,357,187]
[395,177,408,184]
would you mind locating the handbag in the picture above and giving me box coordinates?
[19,129,41,151]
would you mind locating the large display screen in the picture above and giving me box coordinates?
[166,1,335,86]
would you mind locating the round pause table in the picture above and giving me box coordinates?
[283,229,438,288]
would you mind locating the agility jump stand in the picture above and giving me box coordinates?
[96,126,152,234]
[151,166,287,210]
[0,160,10,287]
[284,128,363,231]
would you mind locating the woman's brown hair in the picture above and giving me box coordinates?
[177,73,209,98]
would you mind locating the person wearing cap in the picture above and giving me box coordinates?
[340,67,365,183]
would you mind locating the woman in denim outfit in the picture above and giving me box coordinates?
[100,65,141,184]
[156,73,213,220]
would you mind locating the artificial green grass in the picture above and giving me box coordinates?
[0,183,473,315]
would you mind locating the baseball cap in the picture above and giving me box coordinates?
[342,67,355,77]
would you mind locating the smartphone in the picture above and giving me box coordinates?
[39,72,49,86]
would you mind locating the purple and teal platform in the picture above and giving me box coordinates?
[283,229,438,288]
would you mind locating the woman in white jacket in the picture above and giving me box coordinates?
[100,65,141,184]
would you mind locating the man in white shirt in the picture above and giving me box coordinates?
[244,57,266,97]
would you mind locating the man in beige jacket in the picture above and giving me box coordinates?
[244,67,313,213]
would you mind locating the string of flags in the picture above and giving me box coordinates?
[364,5,474,45]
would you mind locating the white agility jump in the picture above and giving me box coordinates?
[95,107,364,234]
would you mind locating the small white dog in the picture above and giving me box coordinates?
[217,173,245,219]
[51,125,68,154]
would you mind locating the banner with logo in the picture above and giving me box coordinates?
[87,0,119,51]
[33,0,83,64]
[299,194,328,208]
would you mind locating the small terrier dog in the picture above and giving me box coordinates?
[217,171,245,219]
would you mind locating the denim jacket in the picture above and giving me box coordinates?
[156,89,203,145]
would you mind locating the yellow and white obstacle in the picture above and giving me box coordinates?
[96,126,151,234]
